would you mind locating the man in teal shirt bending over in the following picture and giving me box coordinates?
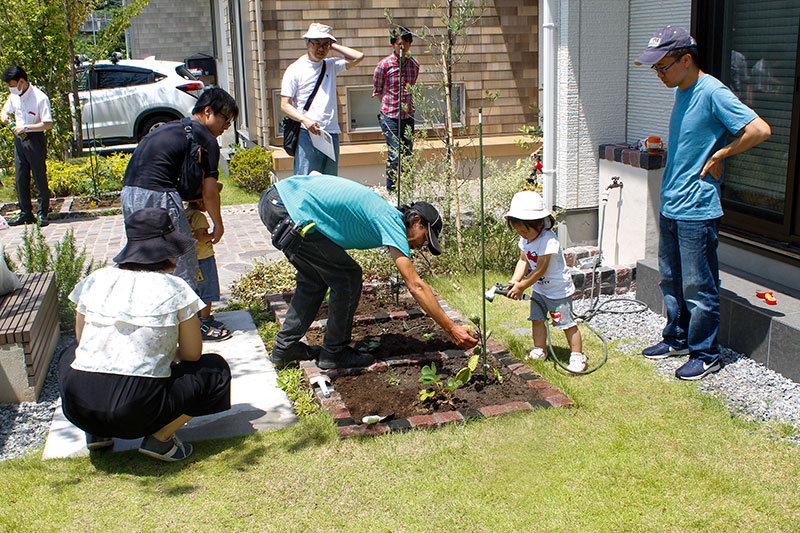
[259,174,478,369]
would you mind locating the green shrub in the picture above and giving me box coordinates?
[47,153,130,197]
[228,147,274,194]
[17,225,105,327]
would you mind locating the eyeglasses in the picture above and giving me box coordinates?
[651,56,681,74]
[309,39,332,49]
[219,112,233,127]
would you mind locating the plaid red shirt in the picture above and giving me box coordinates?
[373,53,419,119]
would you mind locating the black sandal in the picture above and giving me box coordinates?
[201,323,232,341]
[200,315,227,330]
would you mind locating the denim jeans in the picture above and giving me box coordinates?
[657,214,721,362]
[293,128,339,176]
[121,186,199,291]
[258,187,362,356]
[378,114,414,191]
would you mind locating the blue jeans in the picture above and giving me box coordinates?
[379,115,414,191]
[258,187,362,356]
[657,214,721,362]
[293,128,339,175]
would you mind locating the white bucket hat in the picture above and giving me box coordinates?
[303,23,337,42]
[504,191,551,220]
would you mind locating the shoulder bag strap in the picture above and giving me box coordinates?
[302,60,327,112]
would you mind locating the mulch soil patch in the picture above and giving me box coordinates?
[69,195,121,211]
[305,316,456,360]
[331,350,540,421]
[287,284,420,319]
[1,198,64,217]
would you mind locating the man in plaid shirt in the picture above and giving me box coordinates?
[373,27,420,192]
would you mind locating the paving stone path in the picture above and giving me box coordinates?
[0,204,282,300]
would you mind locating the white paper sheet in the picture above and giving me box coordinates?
[310,129,337,161]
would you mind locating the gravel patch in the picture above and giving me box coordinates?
[2,291,798,461]
[580,292,800,443]
[0,337,73,462]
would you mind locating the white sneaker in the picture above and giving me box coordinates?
[566,352,588,373]
[527,347,546,360]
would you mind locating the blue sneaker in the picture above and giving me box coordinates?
[675,357,722,381]
[642,341,689,360]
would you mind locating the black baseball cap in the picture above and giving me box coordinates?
[634,26,697,65]
[113,208,196,265]
[410,201,443,255]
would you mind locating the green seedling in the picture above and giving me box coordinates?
[419,355,479,404]
[359,340,381,353]
[493,366,503,383]
[422,332,436,343]
[386,366,401,386]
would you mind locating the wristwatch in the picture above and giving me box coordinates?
[22,125,28,133]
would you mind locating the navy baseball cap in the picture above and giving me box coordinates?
[635,26,697,65]
[410,201,443,255]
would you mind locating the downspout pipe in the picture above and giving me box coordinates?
[541,0,557,213]
[253,0,269,145]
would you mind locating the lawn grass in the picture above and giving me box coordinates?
[1,272,799,530]
[217,166,261,206]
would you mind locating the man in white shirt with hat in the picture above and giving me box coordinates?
[281,23,364,175]
[1,66,53,227]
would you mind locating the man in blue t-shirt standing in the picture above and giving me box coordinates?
[258,174,478,369]
[635,27,771,380]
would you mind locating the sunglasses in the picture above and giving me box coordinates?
[219,112,233,127]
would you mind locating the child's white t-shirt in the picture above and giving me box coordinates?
[519,229,575,299]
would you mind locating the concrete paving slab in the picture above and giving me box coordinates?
[41,309,296,459]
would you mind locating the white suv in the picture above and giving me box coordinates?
[73,56,204,146]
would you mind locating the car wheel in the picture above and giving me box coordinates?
[138,115,174,140]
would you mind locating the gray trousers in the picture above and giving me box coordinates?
[14,132,49,217]
[258,186,362,355]
[121,186,199,290]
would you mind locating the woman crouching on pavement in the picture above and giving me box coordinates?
[58,207,231,462]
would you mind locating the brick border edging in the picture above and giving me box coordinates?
[266,282,574,439]
[560,247,637,299]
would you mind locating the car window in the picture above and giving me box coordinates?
[175,65,198,81]
[77,69,89,91]
[94,67,155,90]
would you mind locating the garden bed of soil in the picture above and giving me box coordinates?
[1,193,121,219]
[1,198,64,217]
[69,194,121,211]
[267,283,575,438]
[305,316,456,360]
[285,283,421,319]
[331,350,541,420]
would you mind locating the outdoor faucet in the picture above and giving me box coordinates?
[606,176,623,190]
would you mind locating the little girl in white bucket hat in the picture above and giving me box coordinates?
[503,191,587,373]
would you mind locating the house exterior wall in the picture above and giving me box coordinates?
[255,0,540,147]
[551,0,628,246]
[626,0,690,147]
[128,0,214,62]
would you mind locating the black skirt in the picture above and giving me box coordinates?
[58,346,231,439]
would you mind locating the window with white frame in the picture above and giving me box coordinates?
[272,89,287,137]
[346,83,466,133]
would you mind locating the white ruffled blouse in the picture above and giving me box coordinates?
[69,267,204,378]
